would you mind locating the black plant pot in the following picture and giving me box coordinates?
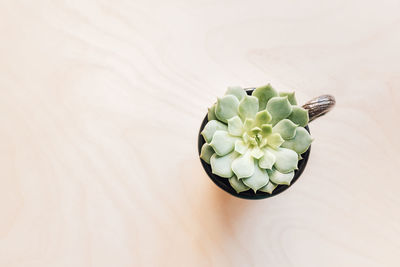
[197,88,335,200]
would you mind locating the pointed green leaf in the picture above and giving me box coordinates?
[266,96,293,125]
[242,161,269,192]
[267,133,284,149]
[238,95,259,120]
[279,92,297,105]
[287,106,309,127]
[252,84,278,110]
[261,124,272,137]
[215,95,240,123]
[201,120,228,143]
[259,147,276,169]
[232,151,255,179]
[281,127,313,154]
[225,86,246,101]
[251,147,264,159]
[227,116,244,136]
[229,175,250,193]
[269,168,295,185]
[242,132,257,146]
[255,110,272,126]
[235,140,249,154]
[209,130,239,156]
[243,118,255,131]
[272,119,298,140]
[207,104,217,121]
[259,181,277,194]
[270,147,298,173]
[200,143,214,164]
[210,152,238,178]
[250,127,261,136]
[259,138,268,148]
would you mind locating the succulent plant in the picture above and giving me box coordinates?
[200,85,313,194]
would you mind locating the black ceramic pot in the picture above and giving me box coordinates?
[198,88,335,200]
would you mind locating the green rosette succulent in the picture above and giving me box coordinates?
[200,85,313,194]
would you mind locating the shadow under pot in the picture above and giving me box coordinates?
[198,87,335,200]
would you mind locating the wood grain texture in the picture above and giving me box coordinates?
[0,0,399,266]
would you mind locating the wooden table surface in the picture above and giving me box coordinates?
[0,0,399,266]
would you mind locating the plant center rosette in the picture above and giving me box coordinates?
[200,85,313,194]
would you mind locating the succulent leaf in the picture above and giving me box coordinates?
[242,161,269,192]
[243,118,255,132]
[201,120,228,143]
[259,181,278,194]
[287,106,309,127]
[272,119,298,140]
[207,104,217,121]
[250,127,262,136]
[238,95,259,120]
[259,147,276,169]
[210,130,239,156]
[281,127,313,154]
[269,168,295,185]
[200,143,214,164]
[261,124,273,137]
[227,116,244,136]
[259,137,268,148]
[267,96,293,125]
[251,147,264,159]
[242,132,257,146]
[255,110,272,126]
[232,150,255,179]
[279,92,297,105]
[229,175,250,193]
[270,147,298,173]
[266,133,284,149]
[253,84,278,110]
[225,86,246,101]
[235,140,249,154]
[210,151,239,178]
[215,95,240,123]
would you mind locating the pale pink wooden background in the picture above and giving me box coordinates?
[0,0,399,266]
